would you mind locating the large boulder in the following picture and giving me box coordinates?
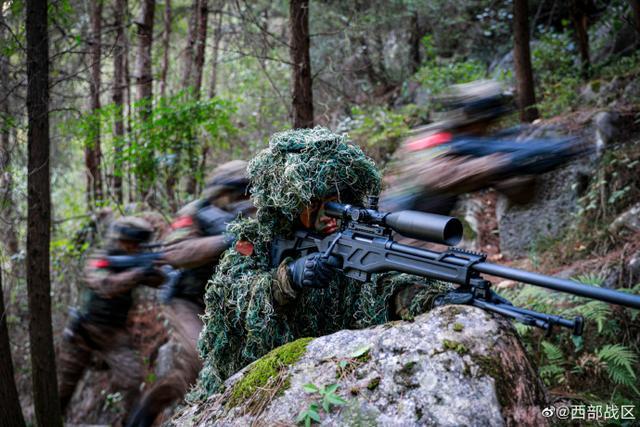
[174,305,548,427]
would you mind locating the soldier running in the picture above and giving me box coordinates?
[58,217,166,416]
[382,80,584,215]
[126,160,254,427]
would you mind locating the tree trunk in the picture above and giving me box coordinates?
[26,0,63,424]
[0,267,26,426]
[571,0,590,78]
[513,0,539,123]
[192,0,209,98]
[134,0,155,118]
[630,0,640,35]
[408,11,421,74]
[160,0,172,98]
[185,0,210,196]
[123,0,134,202]
[0,11,19,259]
[134,0,155,200]
[182,0,198,90]
[289,0,313,129]
[208,7,223,98]
[112,0,126,204]
[87,0,103,208]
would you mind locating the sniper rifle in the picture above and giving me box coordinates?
[271,197,640,335]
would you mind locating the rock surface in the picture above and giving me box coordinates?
[497,161,588,257]
[173,306,548,427]
[608,202,640,234]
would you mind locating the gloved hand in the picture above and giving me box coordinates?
[287,253,341,289]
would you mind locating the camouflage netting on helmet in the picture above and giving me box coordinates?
[192,128,452,400]
[247,127,381,239]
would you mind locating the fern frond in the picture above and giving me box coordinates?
[574,273,605,286]
[572,301,612,333]
[539,364,565,386]
[542,341,565,364]
[597,344,639,390]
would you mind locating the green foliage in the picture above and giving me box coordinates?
[531,31,581,117]
[499,277,640,403]
[574,301,612,334]
[412,34,487,98]
[345,106,410,165]
[68,91,237,205]
[297,383,347,426]
[596,345,639,394]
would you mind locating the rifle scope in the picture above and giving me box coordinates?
[324,202,463,246]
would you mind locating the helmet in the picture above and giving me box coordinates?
[248,127,381,222]
[438,80,512,128]
[106,216,153,243]
[202,160,250,202]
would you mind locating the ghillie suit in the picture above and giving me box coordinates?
[195,127,452,398]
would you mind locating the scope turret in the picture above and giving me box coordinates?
[324,202,463,246]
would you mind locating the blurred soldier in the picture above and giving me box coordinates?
[58,217,166,416]
[126,160,254,427]
[382,80,583,215]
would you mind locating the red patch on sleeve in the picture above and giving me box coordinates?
[406,132,452,152]
[235,240,254,256]
[171,215,194,229]
[90,258,110,269]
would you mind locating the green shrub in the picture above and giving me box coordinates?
[346,106,410,165]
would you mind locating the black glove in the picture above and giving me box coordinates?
[287,253,341,289]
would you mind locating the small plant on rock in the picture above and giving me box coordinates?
[296,383,347,426]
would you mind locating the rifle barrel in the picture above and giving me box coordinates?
[389,242,640,309]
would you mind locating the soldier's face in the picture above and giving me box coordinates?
[299,196,339,235]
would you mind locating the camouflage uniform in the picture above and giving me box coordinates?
[58,217,166,415]
[126,161,254,427]
[381,80,580,214]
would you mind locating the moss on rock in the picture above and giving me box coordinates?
[227,337,313,408]
[442,339,468,355]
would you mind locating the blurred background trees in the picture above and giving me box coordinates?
[1,0,640,423]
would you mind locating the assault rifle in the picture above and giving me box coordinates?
[102,253,182,303]
[271,197,640,335]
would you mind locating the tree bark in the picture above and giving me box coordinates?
[571,0,590,78]
[26,0,63,424]
[87,0,103,208]
[181,0,198,90]
[208,7,223,98]
[160,0,172,98]
[0,10,19,259]
[513,0,539,123]
[0,267,26,427]
[123,0,134,202]
[630,0,640,35]
[289,0,313,129]
[112,0,126,204]
[192,0,209,98]
[408,11,421,74]
[134,0,155,119]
